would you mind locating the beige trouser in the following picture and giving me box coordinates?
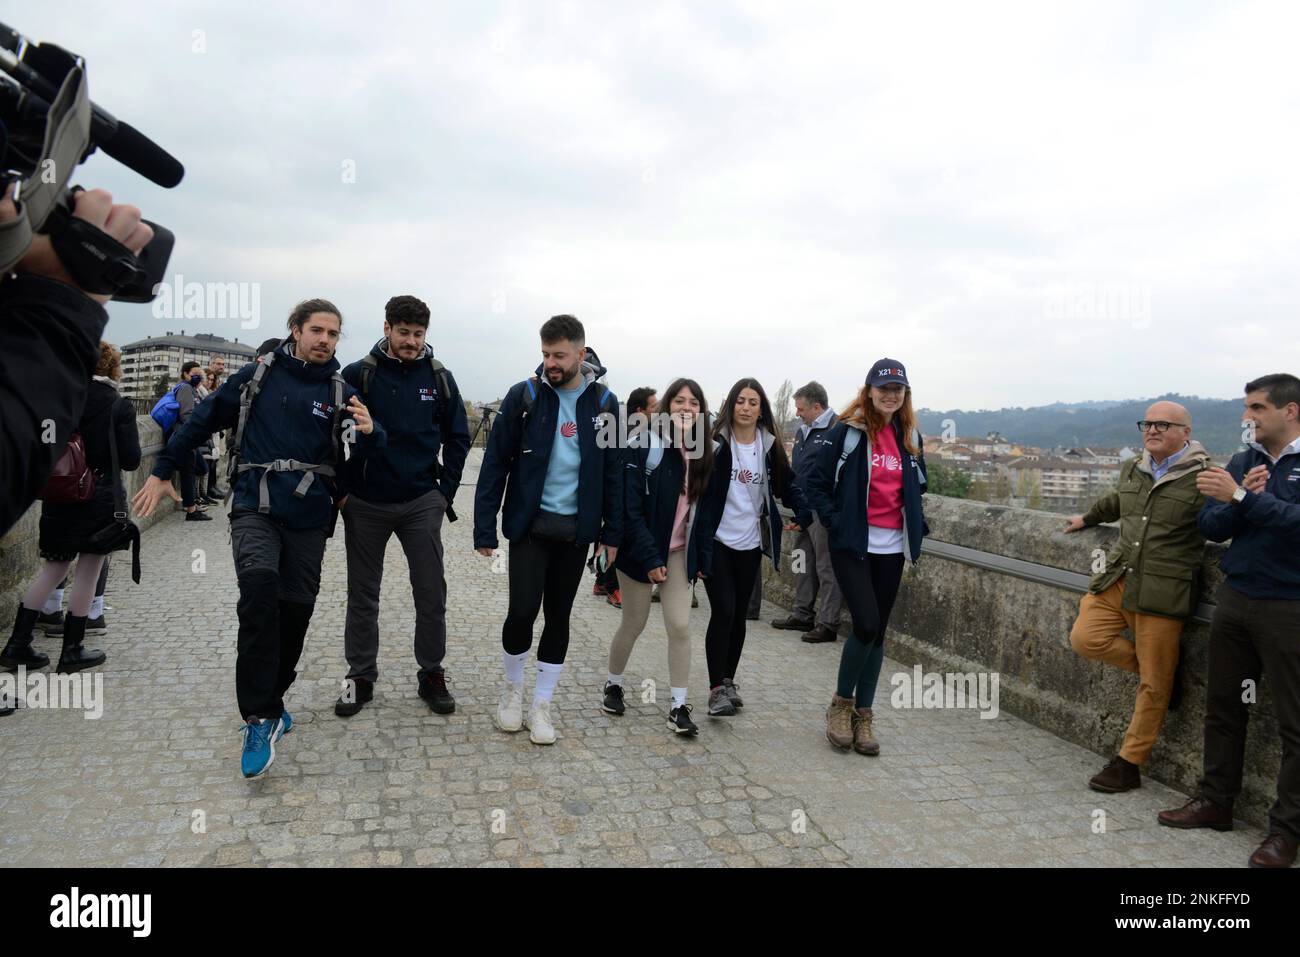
[609,549,693,689]
[1069,578,1185,765]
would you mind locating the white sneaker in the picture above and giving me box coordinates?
[526,699,557,745]
[496,681,524,732]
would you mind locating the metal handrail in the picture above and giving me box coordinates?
[919,538,1216,625]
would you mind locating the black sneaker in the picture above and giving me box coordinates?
[185,510,213,522]
[418,671,456,714]
[36,611,64,636]
[668,703,699,735]
[85,615,107,636]
[602,681,626,715]
[334,676,374,717]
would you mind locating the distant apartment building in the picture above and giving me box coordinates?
[1008,457,1120,510]
[119,331,258,401]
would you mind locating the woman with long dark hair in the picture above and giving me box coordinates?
[804,359,929,755]
[603,378,714,733]
[695,378,812,717]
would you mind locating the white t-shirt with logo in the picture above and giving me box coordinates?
[715,438,764,551]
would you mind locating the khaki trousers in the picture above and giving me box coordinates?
[1069,578,1185,764]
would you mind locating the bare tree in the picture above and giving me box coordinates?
[773,378,794,432]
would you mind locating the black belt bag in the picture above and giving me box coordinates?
[528,509,577,543]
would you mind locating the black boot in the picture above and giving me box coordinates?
[56,614,106,673]
[1,606,50,670]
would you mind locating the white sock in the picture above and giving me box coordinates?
[89,596,105,619]
[42,590,63,615]
[534,661,564,705]
[503,650,528,686]
[607,672,624,687]
[671,687,688,708]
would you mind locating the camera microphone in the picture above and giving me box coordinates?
[0,28,184,188]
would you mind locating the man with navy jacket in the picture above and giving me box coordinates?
[335,295,470,718]
[1158,373,1300,868]
[474,315,622,746]
[133,299,385,779]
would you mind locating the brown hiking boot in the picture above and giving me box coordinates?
[1089,755,1141,793]
[852,707,880,755]
[1157,796,1233,831]
[825,694,855,750]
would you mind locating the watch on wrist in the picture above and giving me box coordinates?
[1232,486,1247,504]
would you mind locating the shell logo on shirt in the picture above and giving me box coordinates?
[560,421,577,438]
[731,468,761,484]
[872,452,901,471]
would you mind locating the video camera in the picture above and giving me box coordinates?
[0,21,182,302]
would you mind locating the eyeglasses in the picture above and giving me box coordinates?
[1136,420,1188,433]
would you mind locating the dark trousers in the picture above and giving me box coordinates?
[502,535,589,665]
[703,541,763,688]
[830,550,905,706]
[1199,582,1300,839]
[230,509,328,720]
[177,451,197,508]
[342,489,448,681]
[747,567,763,618]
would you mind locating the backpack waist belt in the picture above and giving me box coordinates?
[236,459,336,512]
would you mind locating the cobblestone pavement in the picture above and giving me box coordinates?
[0,453,1267,867]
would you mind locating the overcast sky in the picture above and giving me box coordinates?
[17,0,1299,411]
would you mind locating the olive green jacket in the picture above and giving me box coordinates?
[1082,441,1211,619]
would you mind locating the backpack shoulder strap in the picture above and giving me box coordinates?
[329,372,347,466]
[519,377,539,424]
[229,354,275,479]
[359,354,379,396]
[428,357,452,417]
[834,428,861,490]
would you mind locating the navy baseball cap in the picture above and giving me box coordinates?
[867,358,909,388]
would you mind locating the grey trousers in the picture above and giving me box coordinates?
[792,518,843,627]
[342,488,448,681]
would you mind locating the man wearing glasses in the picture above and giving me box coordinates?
[1159,373,1300,868]
[1064,400,1210,794]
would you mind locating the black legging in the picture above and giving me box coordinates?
[703,541,763,689]
[502,536,589,664]
[830,550,905,706]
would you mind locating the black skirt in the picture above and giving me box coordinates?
[38,474,128,561]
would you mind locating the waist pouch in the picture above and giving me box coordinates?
[529,509,577,543]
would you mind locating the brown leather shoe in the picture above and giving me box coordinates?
[1249,832,1298,869]
[1157,796,1234,831]
[1089,756,1141,793]
[801,624,838,644]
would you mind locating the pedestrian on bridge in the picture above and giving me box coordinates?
[132,300,385,779]
[1064,400,1210,793]
[602,377,714,735]
[1159,373,1300,869]
[805,359,928,756]
[474,315,622,746]
[334,295,470,719]
[694,378,811,719]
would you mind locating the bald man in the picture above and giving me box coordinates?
[1064,401,1211,793]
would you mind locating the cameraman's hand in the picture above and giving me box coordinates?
[1,184,153,304]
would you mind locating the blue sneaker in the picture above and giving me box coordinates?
[276,710,293,740]
[240,717,281,779]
